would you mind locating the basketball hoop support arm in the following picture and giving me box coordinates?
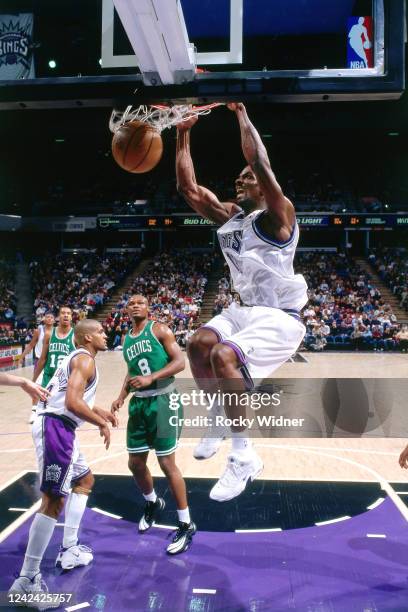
[112,0,196,86]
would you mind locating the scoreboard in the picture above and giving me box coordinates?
[97,214,408,230]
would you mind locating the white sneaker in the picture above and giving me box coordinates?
[194,401,228,460]
[8,573,59,610]
[193,434,225,460]
[55,543,93,570]
[209,450,264,502]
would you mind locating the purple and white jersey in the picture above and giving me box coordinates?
[217,210,308,311]
[37,348,99,427]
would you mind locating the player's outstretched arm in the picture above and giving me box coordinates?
[66,354,112,448]
[127,324,185,390]
[176,118,240,225]
[229,103,295,241]
[32,332,51,382]
[0,373,50,402]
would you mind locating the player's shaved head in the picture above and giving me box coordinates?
[74,319,101,344]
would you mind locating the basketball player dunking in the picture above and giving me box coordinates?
[9,320,117,603]
[19,311,55,423]
[176,103,308,502]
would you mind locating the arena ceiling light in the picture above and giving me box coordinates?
[112,0,196,86]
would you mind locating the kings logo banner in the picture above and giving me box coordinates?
[0,13,35,79]
[347,16,374,69]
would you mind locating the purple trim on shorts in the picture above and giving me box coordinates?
[240,363,255,391]
[220,340,254,391]
[202,325,224,342]
[44,412,77,430]
[282,308,301,322]
[41,415,75,498]
[221,340,248,365]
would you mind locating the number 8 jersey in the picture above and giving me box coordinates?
[123,321,174,391]
[42,327,76,387]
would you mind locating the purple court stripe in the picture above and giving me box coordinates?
[2,497,408,610]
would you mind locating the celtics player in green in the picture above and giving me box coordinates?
[111,294,196,555]
[33,305,76,390]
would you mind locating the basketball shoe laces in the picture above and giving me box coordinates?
[218,456,247,487]
[170,522,190,542]
[75,544,92,554]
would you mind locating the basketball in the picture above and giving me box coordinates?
[111,120,163,173]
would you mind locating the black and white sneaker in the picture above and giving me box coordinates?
[166,521,196,555]
[138,497,165,533]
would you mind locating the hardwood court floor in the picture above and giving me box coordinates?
[1,352,408,492]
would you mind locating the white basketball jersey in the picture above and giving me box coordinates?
[37,348,99,427]
[217,210,308,311]
[34,324,45,358]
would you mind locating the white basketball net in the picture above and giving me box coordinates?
[109,103,222,134]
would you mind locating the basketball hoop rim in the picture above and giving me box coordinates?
[109,102,224,134]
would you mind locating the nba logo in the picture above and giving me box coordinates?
[347,17,374,69]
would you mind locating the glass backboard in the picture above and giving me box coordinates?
[0,0,404,110]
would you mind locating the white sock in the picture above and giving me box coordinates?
[209,400,227,436]
[21,513,57,579]
[143,490,157,503]
[211,400,224,418]
[231,435,251,454]
[63,492,88,549]
[177,507,190,524]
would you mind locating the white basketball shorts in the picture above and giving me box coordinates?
[204,302,306,386]
[32,414,90,496]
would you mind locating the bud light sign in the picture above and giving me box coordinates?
[347,17,374,69]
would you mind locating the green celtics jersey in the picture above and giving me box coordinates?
[123,321,174,391]
[43,327,75,385]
